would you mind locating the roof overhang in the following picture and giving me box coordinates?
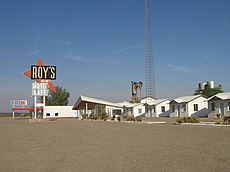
[72,96,122,110]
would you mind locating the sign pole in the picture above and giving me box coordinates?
[43,96,45,118]
[34,95,37,120]
[12,101,15,119]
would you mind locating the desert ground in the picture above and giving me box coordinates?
[0,118,229,172]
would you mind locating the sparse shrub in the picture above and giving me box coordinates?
[123,115,142,122]
[93,114,98,120]
[93,114,103,120]
[216,113,221,119]
[215,114,222,124]
[88,114,93,119]
[123,115,128,120]
[81,114,88,120]
[135,116,142,122]
[126,115,135,121]
[176,116,200,123]
[223,116,230,125]
[176,118,183,124]
[99,112,108,121]
[189,116,200,123]
[183,117,189,123]
[117,116,121,122]
[111,115,115,121]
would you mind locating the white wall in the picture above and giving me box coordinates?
[44,106,79,119]
[156,101,170,117]
[208,100,230,117]
[133,104,145,117]
[145,101,170,117]
[188,97,208,117]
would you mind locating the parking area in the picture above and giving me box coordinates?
[0,118,229,172]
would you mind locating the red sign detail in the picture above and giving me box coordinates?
[12,107,43,111]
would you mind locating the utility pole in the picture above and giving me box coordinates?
[145,0,155,98]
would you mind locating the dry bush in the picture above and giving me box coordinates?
[223,116,230,125]
[176,117,200,123]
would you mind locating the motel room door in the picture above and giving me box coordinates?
[219,103,224,117]
[177,106,180,117]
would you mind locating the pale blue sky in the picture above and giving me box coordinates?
[0,0,230,112]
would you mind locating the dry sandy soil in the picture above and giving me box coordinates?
[0,118,229,172]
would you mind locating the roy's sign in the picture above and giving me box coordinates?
[31,65,56,80]
[24,59,56,92]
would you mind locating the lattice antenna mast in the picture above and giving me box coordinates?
[145,0,156,98]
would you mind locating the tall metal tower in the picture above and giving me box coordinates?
[145,0,155,98]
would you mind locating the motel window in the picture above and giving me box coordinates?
[113,110,121,115]
[182,105,186,112]
[211,103,215,111]
[46,113,50,116]
[194,104,198,111]
[172,105,175,112]
[138,108,142,114]
[161,106,165,113]
[55,113,58,116]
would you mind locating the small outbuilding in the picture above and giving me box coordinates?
[208,92,230,117]
[43,106,79,119]
[122,103,145,117]
[144,99,170,117]
[169,95,208,117]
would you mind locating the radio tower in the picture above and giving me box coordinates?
[145,0,155,98]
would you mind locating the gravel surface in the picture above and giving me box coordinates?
[0,118,229,172]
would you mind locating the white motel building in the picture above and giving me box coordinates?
[42,92,230,119]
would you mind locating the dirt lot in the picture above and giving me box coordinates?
[0,118,229,172]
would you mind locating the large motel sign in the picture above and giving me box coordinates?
[24,58,56,119]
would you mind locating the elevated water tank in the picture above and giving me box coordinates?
[207,80,214,89]
[198,83,206,90]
